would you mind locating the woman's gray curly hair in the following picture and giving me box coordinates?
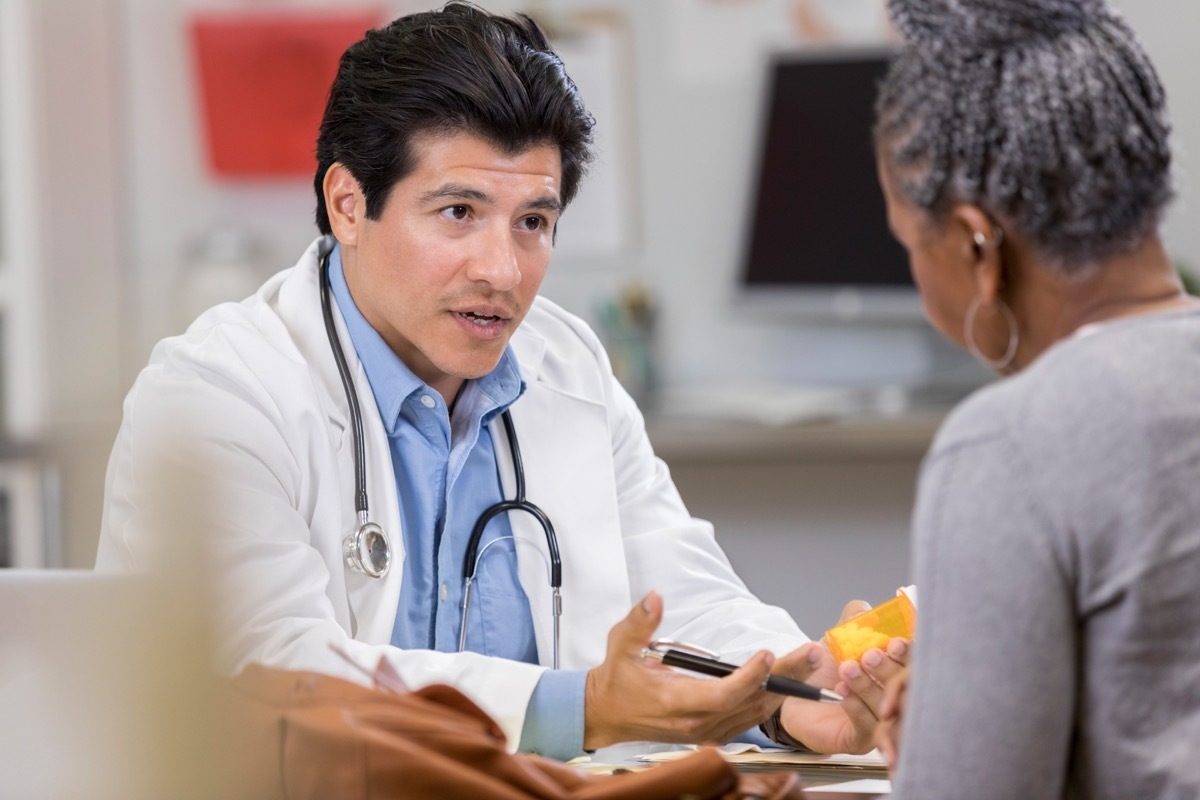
[875,0,1173,272]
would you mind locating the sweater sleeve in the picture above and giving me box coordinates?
[889,426,1076,800]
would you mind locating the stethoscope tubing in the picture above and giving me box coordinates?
[462,412,562,588]
[319,236,370,527]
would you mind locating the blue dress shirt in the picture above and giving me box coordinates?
[328,244,585,757]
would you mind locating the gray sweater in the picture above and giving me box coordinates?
[890,309,1200,800]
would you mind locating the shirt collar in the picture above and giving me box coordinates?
[327,243,525,433]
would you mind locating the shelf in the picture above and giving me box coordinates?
[645,409,945,465]
[639,380,978,465]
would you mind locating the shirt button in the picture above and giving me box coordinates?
[440,583,448,601]
[420,394,436,409]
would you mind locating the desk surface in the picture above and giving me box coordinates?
[583,742,890,797]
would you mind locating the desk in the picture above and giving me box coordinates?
[583,742,890,797]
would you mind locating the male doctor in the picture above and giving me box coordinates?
[97,2,902,761]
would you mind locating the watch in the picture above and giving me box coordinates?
[759,705,811,750]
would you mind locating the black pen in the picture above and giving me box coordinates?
[642,643,843,703]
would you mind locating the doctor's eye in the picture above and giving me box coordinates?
[441,205,470,221]
[519,215,548,232]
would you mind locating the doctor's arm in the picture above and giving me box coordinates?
[602,379,904,752]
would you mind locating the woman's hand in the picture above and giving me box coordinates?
[777,601,910,755]
[875,662,910,770]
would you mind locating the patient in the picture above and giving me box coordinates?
[847,0,1200,798]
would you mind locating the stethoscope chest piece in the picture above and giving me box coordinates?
[344,521,391,579]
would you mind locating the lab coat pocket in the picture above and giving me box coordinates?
[464,537,540,663]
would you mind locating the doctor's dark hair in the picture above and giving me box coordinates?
[875,0,1173,272]
[313,1,595,236]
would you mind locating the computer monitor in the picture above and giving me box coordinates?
[736,48,918,321]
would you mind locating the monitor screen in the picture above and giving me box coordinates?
[737,49,917,321]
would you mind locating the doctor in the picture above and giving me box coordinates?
[97,2,901,761]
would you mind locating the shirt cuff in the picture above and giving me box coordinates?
[735,724,779,749]
[517,668,588,760]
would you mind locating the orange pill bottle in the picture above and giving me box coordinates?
[824,585,917,663]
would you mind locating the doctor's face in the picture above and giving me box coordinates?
[328,130,562,405]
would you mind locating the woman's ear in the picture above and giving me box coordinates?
[323,163,364,246]
[951,203,1005,304]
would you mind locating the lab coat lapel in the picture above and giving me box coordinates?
[276,241,405,642]
[497,331,630,670]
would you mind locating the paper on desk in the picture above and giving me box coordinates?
[564,755,649,775]
[804,778,893,794]
[636,744,888,771]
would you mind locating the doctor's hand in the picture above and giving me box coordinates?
[582,591,803,751]
[777,600,910,755]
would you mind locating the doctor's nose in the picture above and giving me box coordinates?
[466,226,522,292]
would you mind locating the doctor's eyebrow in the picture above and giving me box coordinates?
[421,183,490,205]
[420,183,562,214]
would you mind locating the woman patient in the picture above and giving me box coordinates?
[845,0,1200,797]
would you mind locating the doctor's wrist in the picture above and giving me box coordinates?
[582,666,619,752]
[759,705,811,751]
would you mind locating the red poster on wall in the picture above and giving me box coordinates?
[190,8,384,178]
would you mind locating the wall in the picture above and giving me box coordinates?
[117,0,1200,381]
[667,453,920,637]
[42,0,1200,614]
[0,0,125,568]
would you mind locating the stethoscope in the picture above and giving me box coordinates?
[317,236,564,668]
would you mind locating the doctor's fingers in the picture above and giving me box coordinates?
[836,599,872,625]
[606,591,665,657]
[652,651,780,741]
[771,642,823,683]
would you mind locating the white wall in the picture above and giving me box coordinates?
[1,0,125,567]
[1119,0,1200,272]
[117,0,938,392]
[42,0,1200,594]
[118,0,1200,389]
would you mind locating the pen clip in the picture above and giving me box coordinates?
[643,639,720,659]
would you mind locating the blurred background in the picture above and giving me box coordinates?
[1,0,1197,635]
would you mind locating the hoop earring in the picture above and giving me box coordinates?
[964,296,1018,372]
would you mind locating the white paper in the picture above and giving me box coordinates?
[638,744,888,771]
[804,778,894,793]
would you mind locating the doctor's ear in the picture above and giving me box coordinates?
[323,164,365,245]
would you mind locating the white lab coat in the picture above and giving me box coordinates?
[98,238,805,746]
